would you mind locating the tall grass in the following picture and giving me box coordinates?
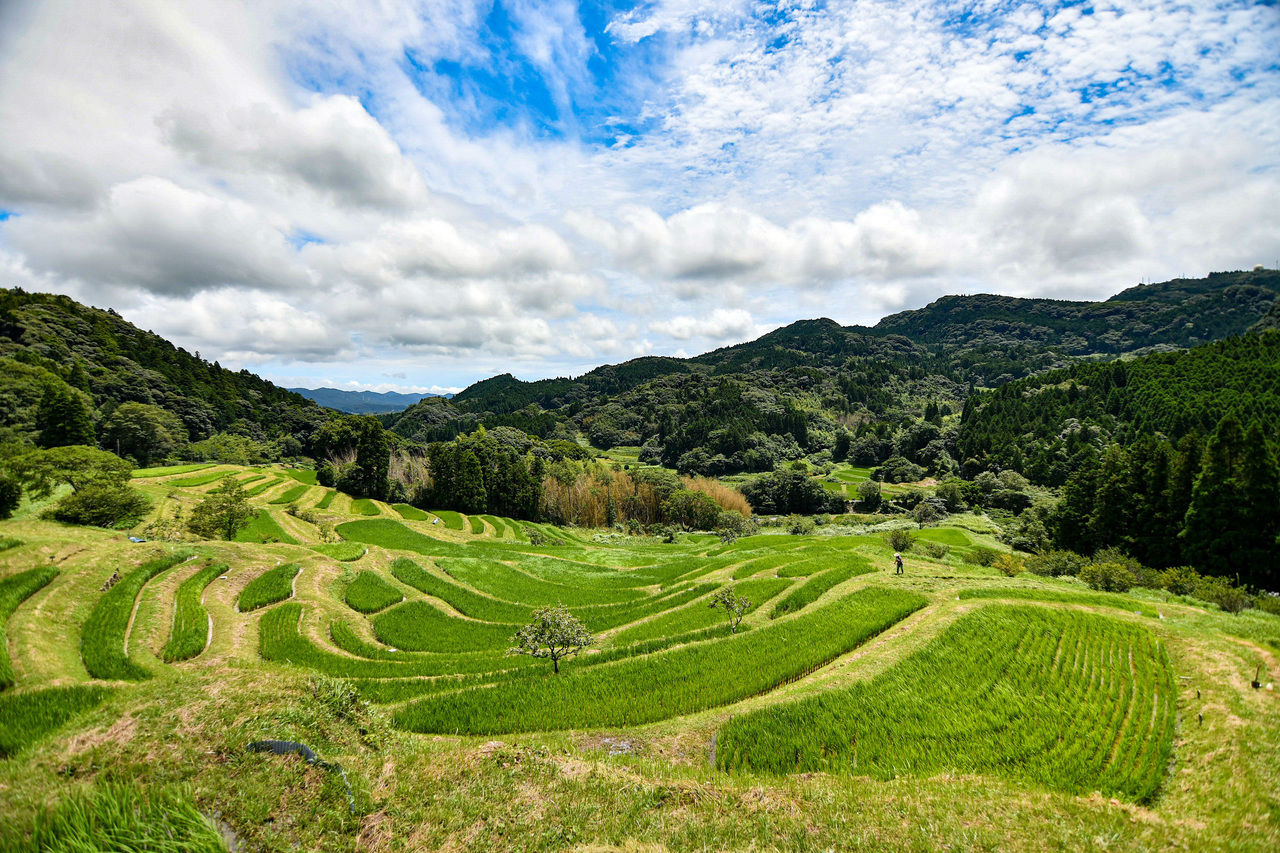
[81,553,191,681]
[468,515,485,534]
[389,558,531,623]
[608,577,791,646]
[433,510,465,530]
[237,563,300,612]
[284,468,318,485]
[132,463,214,478]
[395,586,925,734]
[481,515,507,537]
[344,571,403,614]
[393,504,430,521]
[717,605,1176,803]
[0,566,58,688]
[162,562,227,662]
[310,542,366,561]
[244,477,284,497]
[234,510,298,545]
[168,470,230,487]
[350,499,381,516]
[682,474,752,516]
[0,685,114,758]
[315,490,337,509]
[11,782,225,853]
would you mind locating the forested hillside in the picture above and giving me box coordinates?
[0,288,332,460]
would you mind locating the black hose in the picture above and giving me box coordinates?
[245,740,355,814]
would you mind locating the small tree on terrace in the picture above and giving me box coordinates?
[507,603,594,674]
[709,584,752,634]
[188,478,253,541]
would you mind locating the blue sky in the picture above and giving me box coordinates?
[0,0,1277,392]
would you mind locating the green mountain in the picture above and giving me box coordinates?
[0,288,332,455]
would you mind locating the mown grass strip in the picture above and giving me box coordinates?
[132,463,214,479]
[269,484,310,505]
[395,586,926,734]
[344,571,403,614]
[0,566,58,689]
[501,518,528,541]
[350,499,381,516]
[468,516,485,534]
[608,577,791,646]
[238,563,300,612]
[168,470,231,487]
[244,477,284,497]
[234,510,298,545]
[315,490,337,509]
[718,605,1176,804]
[0,685,114,758]
[162,562,227,663]
[390,558,531,623]
[81,553,191,681]
[957,587,1160,618]
[770,560,874,618]
[310,542,366,561]
[480,516,507,537]
[393,504,430,521]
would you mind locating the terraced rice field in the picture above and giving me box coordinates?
[0,460,1273,852]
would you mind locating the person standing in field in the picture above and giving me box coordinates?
[894,552,904,574]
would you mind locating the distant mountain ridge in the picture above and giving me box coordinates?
[288,387,448,414]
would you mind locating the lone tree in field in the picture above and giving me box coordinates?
[188,478,253,541]
[507,603,593,674]
[709,584,752,634]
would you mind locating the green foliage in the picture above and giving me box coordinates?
[770,561,873,618]
[0,566,58,688]
[611,579,788,645]
[468,515,485,534]
[786,514,816,535]
[314,414,391,500]
[284,468,319,485]
[1194,575,1253,614]
[237,563,300,612]
[81,553,190,680]
[0,473,20,520]
[315,490,337,509]
[44,483,151,528]
[884,528,915,552]
[663,488,723,530]
[918,540,950,559]
[0,685,113,758]
[1025,550,1089,577]
[993,553,1025,577]
[10,446,132,499]
[162,562,226,662]
[188,478,253,540]
[269,484,309,504]
[506,602,594,673]
[964,545,999,566]
[1078,562,1137,593]
[243,477,284,497]
[10,782,225,853]
[35,382,95,449]
[376,601,519,653]
[396,586,925,733]
[101,402,188,466]
[717,606,1175,804]
[742,469,843,516]
[1158,565,1201,597]
[344,571,403,614]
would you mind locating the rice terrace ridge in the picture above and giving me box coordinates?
[1,1,1279,851]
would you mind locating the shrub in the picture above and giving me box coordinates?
[44,485,150,528]
[918,540,951,560]
[964,545,998,567]
[1078,562,1136,593]
[1026,550,1089,577]
[0,472,20,520]
[787,514,816,535]
[1194,576,1252,614]
[993,553,1025,577]
[1158,565,1201,597]
[884,528,915,552]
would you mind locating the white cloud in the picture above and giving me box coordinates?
[649,307,760,342]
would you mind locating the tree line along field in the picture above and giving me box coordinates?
[0,462,1276,851]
